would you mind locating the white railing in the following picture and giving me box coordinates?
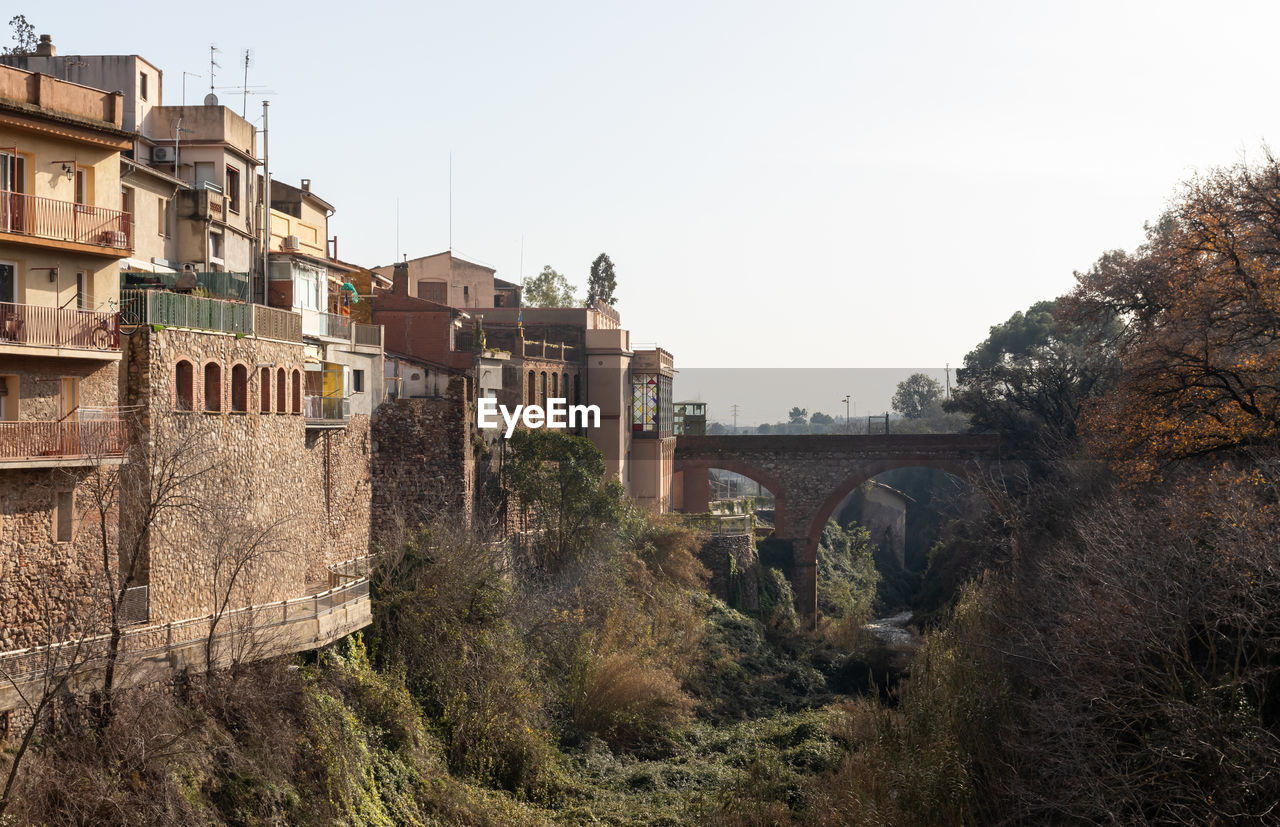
[0,556,374,700]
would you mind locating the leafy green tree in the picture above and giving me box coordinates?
[522,265,577,307]
[788,407,808,425]
[892,373,943,419]
[505,429,625,570]
[810,412,835,426]
[757,423,772,434]
[585,252,617,307]
[947,299,1119,453]
[4,15,35,55]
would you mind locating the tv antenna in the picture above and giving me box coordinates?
[208,45,220,91]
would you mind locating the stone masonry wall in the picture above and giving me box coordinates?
[122,325,372,625]
[370,375,474,547]
[0,357,119,649]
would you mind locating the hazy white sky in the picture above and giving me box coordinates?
[30,1,1280,372]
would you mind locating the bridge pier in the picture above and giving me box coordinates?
[681,465,711,514]
[791,553,817,626]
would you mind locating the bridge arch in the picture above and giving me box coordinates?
[673,434,1009,620]
[674,457,788,535]
[800,459,981,572]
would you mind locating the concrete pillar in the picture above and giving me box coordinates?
[682,465,711,513]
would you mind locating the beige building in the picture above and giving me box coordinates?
[373,251,518,310]
[0,64,132,649]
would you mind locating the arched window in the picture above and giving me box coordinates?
[562,373,569,401]
[291,369,302,414]
[203,362,221,412]
[574,374,581,405]
[231,364,248,412]
[276,367,286,413]
[540,371,547,405]
[259,367,271,412]
[552,372,558,397]
[527,370,535,406]
[175,360,194,411]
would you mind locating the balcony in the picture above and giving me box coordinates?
[304,394,349,429]
[351,322,383,350]
[0,301,120,359]
[0,191,132,255]
[253,303,303,342]
[300,309,351,341]
[0,419,127,467]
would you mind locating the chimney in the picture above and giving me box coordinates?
[35,34,55,57]
[393,261,408,296]
[301,178,311,193]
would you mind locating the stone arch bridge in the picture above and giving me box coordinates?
[673,434,1009,616]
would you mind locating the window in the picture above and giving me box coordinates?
[0,262,13,303]
[76,272,89,310]
[194,161,215,189]
[74,168,88,205]
[231,364,248,412]
[276,367,286,412]
[352,369,365,393]
[552,373,558,397]
[527,370,535,405]
[175,360,194,410]
[0,375,17,421]
[562,373,569,400]
[203,362,221,412]
[157,196,170,237]
[291,369,301,414]
[540,372,548,406]
[417,280,447,304]
[574,374,580,405]
[139,71,148,101]
[209,232,223,262]
[260,367,271,412]
[225,165,240,213]
[53,491,74,543]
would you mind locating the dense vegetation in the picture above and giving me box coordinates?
[5,153,1280,824]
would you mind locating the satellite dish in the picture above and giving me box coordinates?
[203,92,219,106]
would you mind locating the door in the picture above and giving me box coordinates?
[59,377,80,456]
[0,151,25,233]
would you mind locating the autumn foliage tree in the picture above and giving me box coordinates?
[1072,151,1280,477]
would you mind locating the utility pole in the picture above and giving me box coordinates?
[842,394,851,433]
[945,362,952,400]
[730,403,741,433]
[260,100,269,305]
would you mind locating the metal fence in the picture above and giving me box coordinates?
[120,290,302,342]
[0,419,126,461]
[0,301,119,350]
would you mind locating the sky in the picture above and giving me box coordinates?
[23,1,1280,412]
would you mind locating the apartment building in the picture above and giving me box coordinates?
[0,64,132,649]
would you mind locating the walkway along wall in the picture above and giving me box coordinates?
[120,324,372,625]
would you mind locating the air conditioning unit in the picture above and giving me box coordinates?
[152,146,173,163]
[282,235,301,251]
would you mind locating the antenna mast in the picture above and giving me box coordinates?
[209,45,220,91]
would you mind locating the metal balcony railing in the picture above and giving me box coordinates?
[304,395,349,424]
[0,191,133,250]
[253,303,303,342]
[301,309,351,340]
[0,301,119,350]
[0,419,126,462]
[352,322,383,348]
